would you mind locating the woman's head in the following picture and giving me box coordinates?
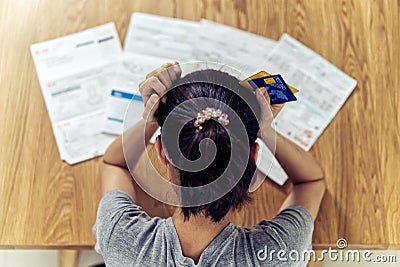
[155,69,260,223]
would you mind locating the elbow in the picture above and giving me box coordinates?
[320,176,327,194]
[315,173,327,198]
[102,145,114,165]
[316,161,325,181]
[102,154,112,165]
[101,156,126,169]
[312,162,326,190]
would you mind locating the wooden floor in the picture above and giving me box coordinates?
[0,0,399,249]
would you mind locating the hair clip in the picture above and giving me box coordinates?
[194,107,229,129]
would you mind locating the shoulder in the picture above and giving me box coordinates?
[93,190,165,256]
[244,206,314,252]
[96,189,150,226]
[267,205,314,234]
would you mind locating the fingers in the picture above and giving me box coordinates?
[271,103,285,116]
[255,87,271,108]
[255,87,274,137]
[142,93,160,122]
[155,65,174,102]
[145,62,181,86]
[145,63,171,79]
[155,68,173,89]
[256,87,273,117]
[139,76,166,105]
[139,62,181,105]
[166,61,182,81]
[256,87,285,118]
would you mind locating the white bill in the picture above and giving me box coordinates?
[265,34,357,151]
[124,13,200,61]
[30,23,122,164]
[102,53,171,135]
[194,19,277,76]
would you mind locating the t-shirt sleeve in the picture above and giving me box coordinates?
[256,205,314,252]
[93,190,151,255]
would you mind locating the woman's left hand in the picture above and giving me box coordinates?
[141,93,160,123]
[138,61,181,105]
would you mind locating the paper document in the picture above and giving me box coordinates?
[104,15,277,136]
[30,13,348,186]
[194,19,277,76]
[30,23,122,164]
[124,13,200,61]
[103,89,144,135]
[102,54,171,135]
[265,34,357,151]
[103,13,200,135]
[255,139,288,186]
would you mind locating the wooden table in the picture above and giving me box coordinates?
[0,0,399,252]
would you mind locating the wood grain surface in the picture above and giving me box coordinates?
[0,0,398,248]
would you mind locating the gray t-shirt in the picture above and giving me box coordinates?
[94,190,314,267]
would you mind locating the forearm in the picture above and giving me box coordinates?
[260,129,326,220]
[261,129,324,184]
[103,120,159,169]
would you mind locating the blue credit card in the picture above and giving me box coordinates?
[248,74,297,104]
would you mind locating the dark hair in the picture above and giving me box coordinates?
[156,69,260,223]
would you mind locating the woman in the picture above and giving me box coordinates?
[94,62,326,266]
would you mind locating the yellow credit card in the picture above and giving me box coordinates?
[240,71,299,93]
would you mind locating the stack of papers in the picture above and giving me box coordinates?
[30,13,356,187]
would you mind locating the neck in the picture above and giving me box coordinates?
[172,209,230,231]
[171,209,230,262]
